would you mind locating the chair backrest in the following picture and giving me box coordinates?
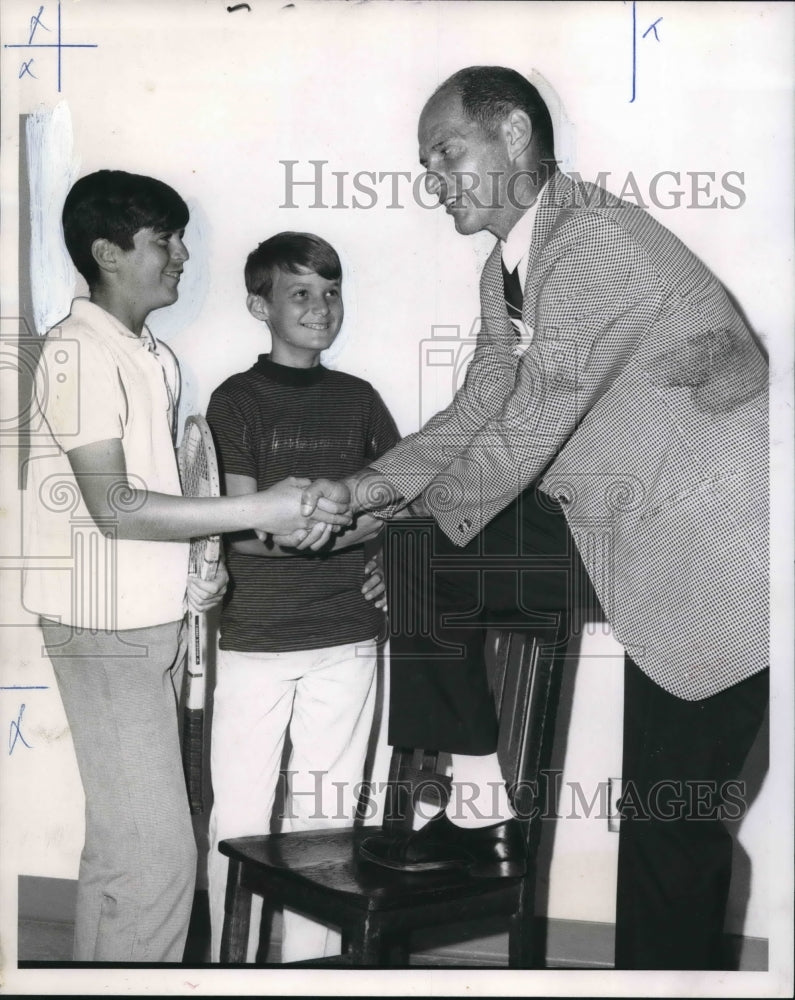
[381,519,569,843]
[489,623,568,856]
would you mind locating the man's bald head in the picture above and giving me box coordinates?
[429,66,555,163]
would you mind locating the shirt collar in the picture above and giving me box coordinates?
[71,297,157,351]
[500,179,547,275]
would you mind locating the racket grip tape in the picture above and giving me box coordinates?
[182,708,205,814]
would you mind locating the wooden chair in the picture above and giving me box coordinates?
[219,521,569,968]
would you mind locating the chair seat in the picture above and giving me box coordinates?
[219,827,523,913]
[219,615,569,966]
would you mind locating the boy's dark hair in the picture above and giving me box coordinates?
[435,65,556,161]
[62,169,189,289]
[245,232,342,300]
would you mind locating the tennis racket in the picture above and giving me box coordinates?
[178,414,221,814]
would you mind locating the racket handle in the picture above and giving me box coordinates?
[186,611,206,709]
[183,708,204,814]
[200,560,217,582]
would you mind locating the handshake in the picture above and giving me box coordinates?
[255,476,355,551]
[254,470,410,550]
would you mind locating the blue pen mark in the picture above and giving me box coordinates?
[28,4,50,43]
[9,704,33,755]
[643,16,663,41]
[628,1,663,103]
[1,685,49,690]
[4,2,97,93]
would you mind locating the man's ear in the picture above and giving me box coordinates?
[501,108,533,162]
[246,292,270,323]
[91,238,121,276]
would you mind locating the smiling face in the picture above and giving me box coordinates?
[256,266,343,368]
[112,226,189,329]
[418,89,517,239]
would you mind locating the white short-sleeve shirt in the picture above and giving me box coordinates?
[22,298,190,631]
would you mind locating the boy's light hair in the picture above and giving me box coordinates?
[245,232,341,301]
[62,169,189,289]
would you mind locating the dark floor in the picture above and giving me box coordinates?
[19,889,219,965]
[17,918,75,963]
[17,884,768,969]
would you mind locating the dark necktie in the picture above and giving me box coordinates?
[501,258,523,341]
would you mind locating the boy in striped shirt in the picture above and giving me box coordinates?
[205,232,399,963]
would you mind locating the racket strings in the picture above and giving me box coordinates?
[179,418,221,580]
[181,430,213,499]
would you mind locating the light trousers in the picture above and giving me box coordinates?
[41,617,197,963]
[208,638,378,963]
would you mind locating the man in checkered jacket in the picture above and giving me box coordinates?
[295,66,768,970]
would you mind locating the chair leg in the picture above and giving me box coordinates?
[220,858,253,963]
[508,879,540,969]
[386,939,411,967]
[509,913,532,968]
[349,914,387,966]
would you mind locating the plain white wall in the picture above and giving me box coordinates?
[6,0,789,428]
[1,0,792,973]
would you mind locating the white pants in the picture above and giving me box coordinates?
[208,638,378,962]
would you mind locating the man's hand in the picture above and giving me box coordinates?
[254,476,351,537]
[261,477,351,552]
[186,561,229,613]
[300,470,405,520]
[406,493,432,518]
[299,477,352,517]
[362,554,387,611]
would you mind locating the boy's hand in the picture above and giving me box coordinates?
[186,561,229,612]
[267,522,336,551]
[362,554,387,611]
[256,476,351,536]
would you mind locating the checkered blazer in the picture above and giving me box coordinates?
[372,171,769,699]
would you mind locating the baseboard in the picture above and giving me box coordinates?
[408,914,611,968]
[18,875,77,924]
[254,902,769,970]
[406,917,768,971]
[17,876,769,970]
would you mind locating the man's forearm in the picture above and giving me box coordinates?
[344,468,406,515]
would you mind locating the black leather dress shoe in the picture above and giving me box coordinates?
[359,811,527,878]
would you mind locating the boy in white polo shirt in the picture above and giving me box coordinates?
[21,170,350,963]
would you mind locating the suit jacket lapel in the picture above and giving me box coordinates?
[521,170,575,328]
[483,171,576,357]
[482,243,516,361]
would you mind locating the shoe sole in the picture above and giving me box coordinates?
[359,845,468,873]
[359,846,526,879]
